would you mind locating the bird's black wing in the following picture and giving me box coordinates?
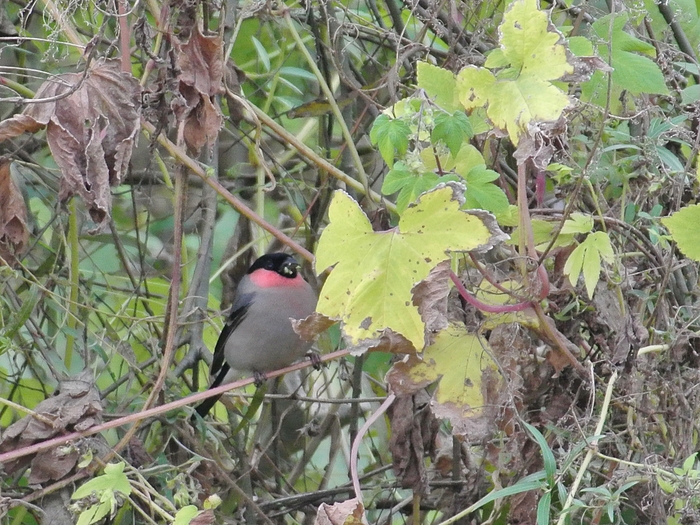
[194,294,253,420]
[209,292,253,377]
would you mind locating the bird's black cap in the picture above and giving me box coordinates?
[247,253,300,277]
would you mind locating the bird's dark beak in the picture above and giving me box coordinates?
[283,261,300,276]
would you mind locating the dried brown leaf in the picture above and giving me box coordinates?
[0,113,45,139]
[190,510,216,525]
[412,260,450,346]
[346,328,417,355]
[292,311,337,342]
[560,55,612,83]
[513,117,568,170]
[315,498,368,525]
[387,390,439,495]
[177,30,224,98]
[0,161,28,266]
[171,29,224,152]
[0,59,141,231]
[0,371,102,482]
[591,283,647,364]
[224,62,246,123]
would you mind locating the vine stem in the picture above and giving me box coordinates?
[350,393,396,502]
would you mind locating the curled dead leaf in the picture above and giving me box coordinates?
[412,260,450,346]
[0,371,102,484]
[0,59,141,231]
[387,390,439,495]
[315,498,368,525]
[514,117,568,170]
[292,311,337,343]
[0,161,28,267]
[171,28,224,153]
[190,510,216,525]
[345,328,417,356]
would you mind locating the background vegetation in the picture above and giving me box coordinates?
[2,0,700,523]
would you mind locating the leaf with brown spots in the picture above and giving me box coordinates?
[386,324,505,439]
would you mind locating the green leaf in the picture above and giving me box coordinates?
[395,173,443,213]
[500,0,572,80]
[381,162,457,213]
[461,471,546,514]
[560,212,594,234]
[656,474,676,494]
[250,36,271,72]
[72,462,131,500]
[369,114,411,167]
[464,165,509,214]
[523,422,557,486]
[451,143,489,175]
[682,453,698,473]
[315,185,506,350]
[381,162,415,194]
[681,85,700,105]
[76,500,112,525]
[661,204,700,261]
[417,62,461,113]
[431,111,473,157]
[568,35,595,56]
[536,491,552,525]
[591,13,669,96]
[174,506,201,525]
[563,231,615,298]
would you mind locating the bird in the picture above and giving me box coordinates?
[194,252,318,419]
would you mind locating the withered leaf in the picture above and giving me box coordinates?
[292,311,337,343]
[0,161,29,267]
[315,498,368,525]
[0,59,141,231]
[346,328,416,356]
[0,371,102,483]
[190,510,216,525]
[387,391,439,495]
[513,117,568,170]
[412,260,450,347]
[171,28,224,153]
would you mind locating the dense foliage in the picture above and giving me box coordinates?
[2,0,700,523]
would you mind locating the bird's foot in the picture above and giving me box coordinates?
[307,350,322,370]
[253,370,267,387]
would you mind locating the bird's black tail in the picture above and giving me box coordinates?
[191,363,230,422]
[193,394,222,420]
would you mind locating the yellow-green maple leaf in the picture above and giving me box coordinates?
[456,0,573,144]
[386,324,504,438]
[314,185,506,351]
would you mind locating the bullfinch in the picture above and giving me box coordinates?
[194,252,317,418]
